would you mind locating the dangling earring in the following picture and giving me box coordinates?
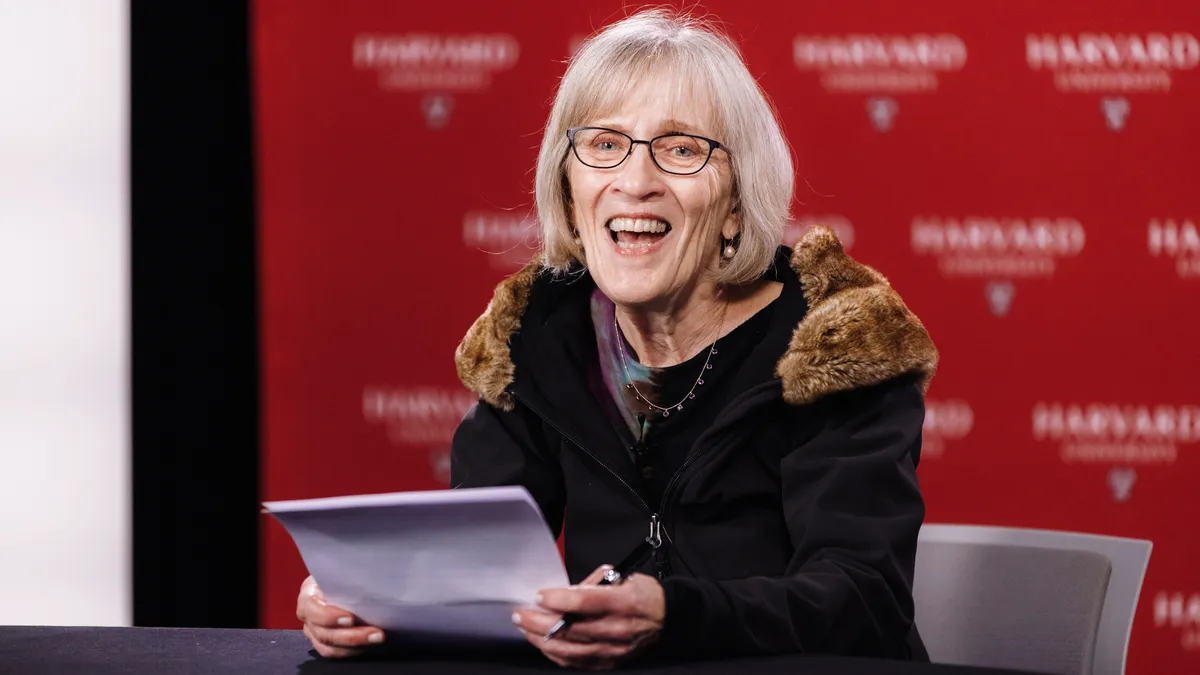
[722,241,736,259]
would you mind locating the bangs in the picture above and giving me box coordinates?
[562,43,725,140]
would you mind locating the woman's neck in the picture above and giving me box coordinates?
[615,279,781,368]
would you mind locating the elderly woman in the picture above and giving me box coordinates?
[297,8,938,669]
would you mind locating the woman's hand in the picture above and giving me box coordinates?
[296,575,385,658]
[512,566,666,670]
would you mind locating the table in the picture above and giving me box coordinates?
[0,626,1039,675]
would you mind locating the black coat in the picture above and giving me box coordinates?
[451,227,939,662]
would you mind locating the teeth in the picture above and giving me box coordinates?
[607,217,669,233]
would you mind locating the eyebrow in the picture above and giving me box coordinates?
[657,118,704,134]
[592,118,708,136]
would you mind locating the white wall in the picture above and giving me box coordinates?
[0,1,130,625]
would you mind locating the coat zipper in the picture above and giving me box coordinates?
[510,384,773,581]
[658,445,707,516]
[509,391,674,579]
[651,384,779,575]
[650,441,710,577]
[648,513,668,579]
[631,414,673,579]
[508,390,651,513]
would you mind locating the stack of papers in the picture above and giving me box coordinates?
[264,486,569,642]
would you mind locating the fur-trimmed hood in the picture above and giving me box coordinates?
[455,225,937,411]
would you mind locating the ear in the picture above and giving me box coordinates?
[721,211,740,241]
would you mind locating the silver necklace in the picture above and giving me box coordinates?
[615,304,726,418]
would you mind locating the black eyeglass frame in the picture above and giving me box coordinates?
[565,126,728,176]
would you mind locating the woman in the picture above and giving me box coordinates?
[298,8,938,669]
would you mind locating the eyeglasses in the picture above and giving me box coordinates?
[566,127,727,176]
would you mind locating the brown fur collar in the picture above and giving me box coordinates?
[455,226,937,411]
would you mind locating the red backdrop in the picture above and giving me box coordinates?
[253,1,1200,669]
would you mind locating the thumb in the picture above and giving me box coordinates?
[302,575,326,604]
[578,564,614,586]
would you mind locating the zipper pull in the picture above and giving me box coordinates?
[648,513,671,580]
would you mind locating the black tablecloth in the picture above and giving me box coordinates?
[0,627,1038,675]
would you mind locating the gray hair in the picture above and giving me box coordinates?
[534,8,794,285]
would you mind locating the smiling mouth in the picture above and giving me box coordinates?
[606,217,672,250]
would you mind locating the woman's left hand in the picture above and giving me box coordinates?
[513,566,666,670]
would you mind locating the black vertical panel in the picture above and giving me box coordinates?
[131,0,259,627]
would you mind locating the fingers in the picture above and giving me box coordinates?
[302,612,385,659]
[513,608,570,639]
[551,616,659,644]
[297,586,359,630]
[296,576,322,622]
[536,584,634,617]
[579,565,613,586]
[523,626,632,666]
[515,572,656,672]
[305,620,385,650]
[297,575,385,659]
[516,608,653,645]
[513,566,660,670]
[510,564,617,639]
[303,623,373,659]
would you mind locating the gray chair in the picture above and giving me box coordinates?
[913,524,1152,675]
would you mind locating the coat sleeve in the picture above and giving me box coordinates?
[655,373,926,659]
[449,400,566,538]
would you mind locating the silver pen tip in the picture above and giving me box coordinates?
[544,619,566,641]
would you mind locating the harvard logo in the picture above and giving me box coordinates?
[429,446,451,484]
[422,93,454,129]
[986,281,1015,316]
[795,33,968,94]
[354,33,520,93]
[1102,97,1130,131]
[867,97,898,132]
[1107,467,1136,502]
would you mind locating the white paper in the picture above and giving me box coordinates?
[264,485,569,642]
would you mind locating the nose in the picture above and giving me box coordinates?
[611,143,665,200]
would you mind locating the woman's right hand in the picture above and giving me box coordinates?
[296,575,385,658]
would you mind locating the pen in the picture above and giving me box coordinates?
[543,535,658,641]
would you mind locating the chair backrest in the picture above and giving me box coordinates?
[914,525,1152,675]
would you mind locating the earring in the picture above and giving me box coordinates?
[723,243,736,259]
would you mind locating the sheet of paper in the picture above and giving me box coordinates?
[263,485,569,643]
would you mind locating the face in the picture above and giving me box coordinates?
[567,79,738,311]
